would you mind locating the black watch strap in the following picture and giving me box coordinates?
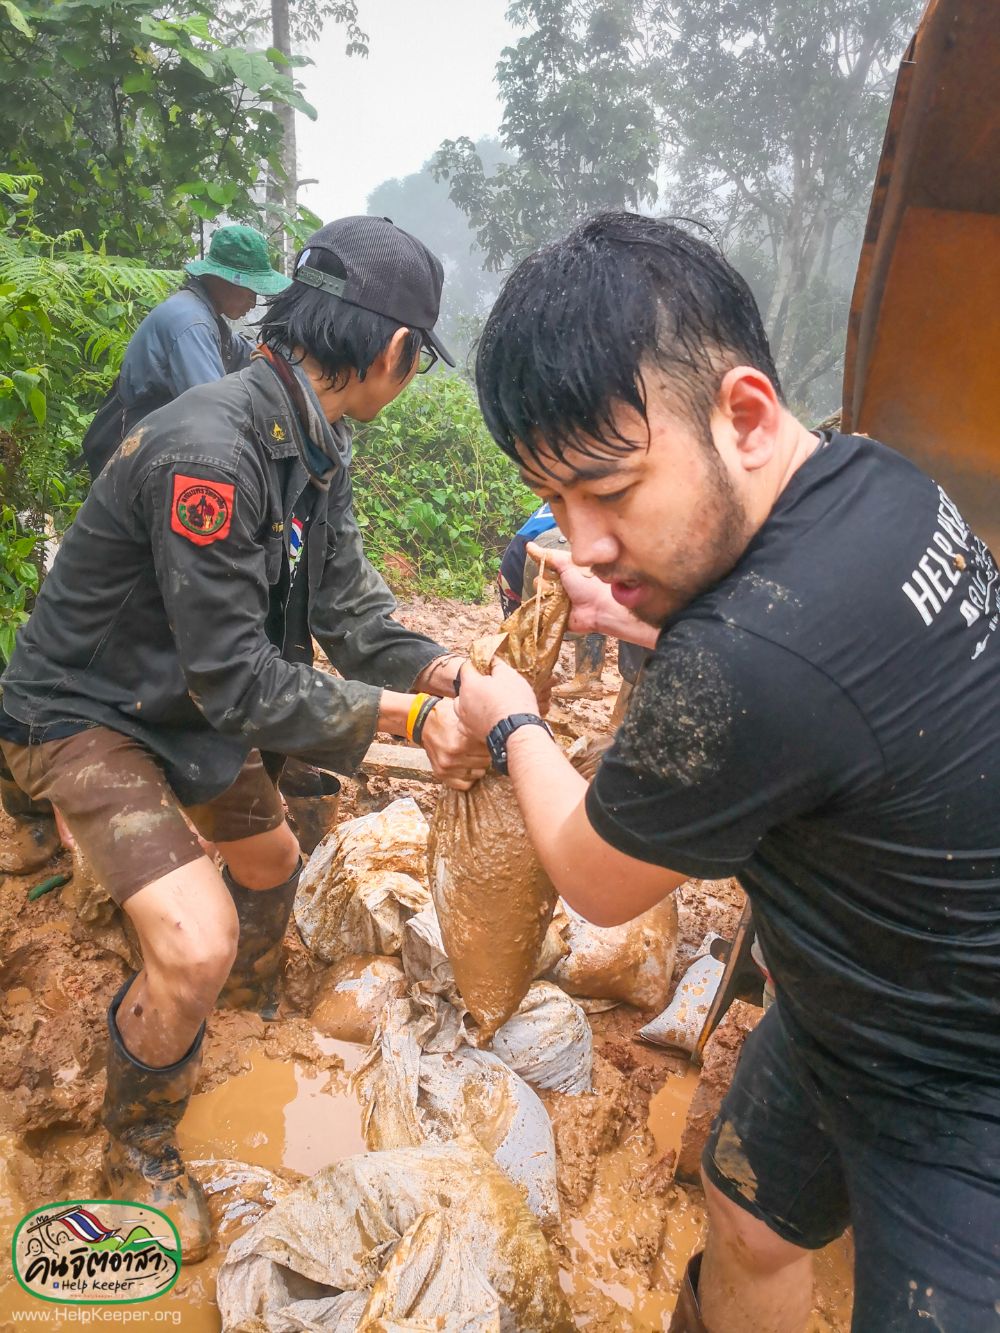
[486,712,553,775]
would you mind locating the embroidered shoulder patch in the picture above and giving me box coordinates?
[170,474,235,546]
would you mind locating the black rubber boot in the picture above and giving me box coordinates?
[554,633,608,698]
[102,978,211,1265]
[0,777,60,874]
[280,761,341,856]
[669,1252,708,1332]
[216,861,302,1017]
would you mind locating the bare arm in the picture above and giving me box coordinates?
[455,659,684,925]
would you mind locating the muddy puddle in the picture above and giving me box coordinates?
[0,1035,369,1331]
[554,1063,707,1330]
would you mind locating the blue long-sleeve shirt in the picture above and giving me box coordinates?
[81,279,254,480]
[119,280,252,414]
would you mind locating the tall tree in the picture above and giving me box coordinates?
[433,0,660,269]
[261,0,367,268]
[0,0,317,263]
[435,0,923,413]
[648,0,923,404]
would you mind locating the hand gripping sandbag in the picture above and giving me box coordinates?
[215,1142,574,1332]
[428,576,571,1040]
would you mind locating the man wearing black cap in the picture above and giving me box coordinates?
[0,217,487,1262]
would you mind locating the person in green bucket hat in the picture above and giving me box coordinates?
[79,224,289,480]
[185,222,292,297]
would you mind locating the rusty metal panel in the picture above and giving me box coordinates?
[843,0,1000,550]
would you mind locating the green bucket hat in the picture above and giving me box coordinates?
[185,224,291,297]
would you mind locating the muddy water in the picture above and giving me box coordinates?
[648,1064,702,1161]
[554,1062,706,1331]
[0,1038,368,1332]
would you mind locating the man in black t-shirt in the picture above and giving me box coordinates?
[455,214,1000,1332]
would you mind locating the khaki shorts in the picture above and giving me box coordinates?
[1,726,285,904]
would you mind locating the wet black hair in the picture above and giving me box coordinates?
[257,247,421,386]
[475,212,783,466]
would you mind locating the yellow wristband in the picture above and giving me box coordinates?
[406,693,432,742]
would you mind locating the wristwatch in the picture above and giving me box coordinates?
[486,713,553,775]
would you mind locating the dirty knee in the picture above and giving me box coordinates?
[222,823,300,890]
[156,936,239,1020]
[703,1173,805,1277]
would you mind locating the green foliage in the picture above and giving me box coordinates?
[0,171,176,660]
[434,0,660,269]
[0,504,38,662]
[0,0,318,263]
[351,374,537,601]
[435,0,922,418]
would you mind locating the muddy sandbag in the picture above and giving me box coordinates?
[547,896,680,1012]
[428,577,571,1041]
[215,1141,574,1333]
[359,1210,501,1331]
[311,955,409,1046]
[488,981,592,1095]
[638,934,726,1052]
[398,919,591,1094]
[191,1158,300,1253]
[354,998,559,1226]
[401,904,567,1008]
[294,800,431,963]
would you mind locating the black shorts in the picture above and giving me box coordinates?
[703,1006,1000,1332]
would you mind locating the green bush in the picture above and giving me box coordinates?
[351,373,538,600]
[0,171,178,659]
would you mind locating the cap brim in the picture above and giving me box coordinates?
[185,259,291,297]
[423,327,456,368]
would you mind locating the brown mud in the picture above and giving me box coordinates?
[0,595,853,1329]
[428,576,570,1040]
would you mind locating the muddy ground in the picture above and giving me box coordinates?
[0,595,853,1330]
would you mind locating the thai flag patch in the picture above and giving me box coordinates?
[289,516,304,573]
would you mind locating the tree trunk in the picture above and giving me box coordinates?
[267,0,297,272]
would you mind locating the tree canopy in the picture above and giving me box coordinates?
[0,0,317,262]
[434,0,924,413]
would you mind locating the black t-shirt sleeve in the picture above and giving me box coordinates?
[587,617,884,877]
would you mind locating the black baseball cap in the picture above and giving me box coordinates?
[292,216,456,367]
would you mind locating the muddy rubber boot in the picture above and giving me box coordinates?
[553,633,607,699]
[0,777,60,874]
[216,861,302,1018]
[610,678,635,729]
[280,761,341,857]
[669,1252,708,1332]
[102,979,211,1265]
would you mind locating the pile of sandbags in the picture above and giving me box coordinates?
[294,799,431,964]
[216,1142,575,1332]
[258,644,687,1331]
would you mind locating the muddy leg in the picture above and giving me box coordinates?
[105,857,239,1263]
[554,633,607,698]
[698,1172,813,1333]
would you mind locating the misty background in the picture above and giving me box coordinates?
[295,0,925,418]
